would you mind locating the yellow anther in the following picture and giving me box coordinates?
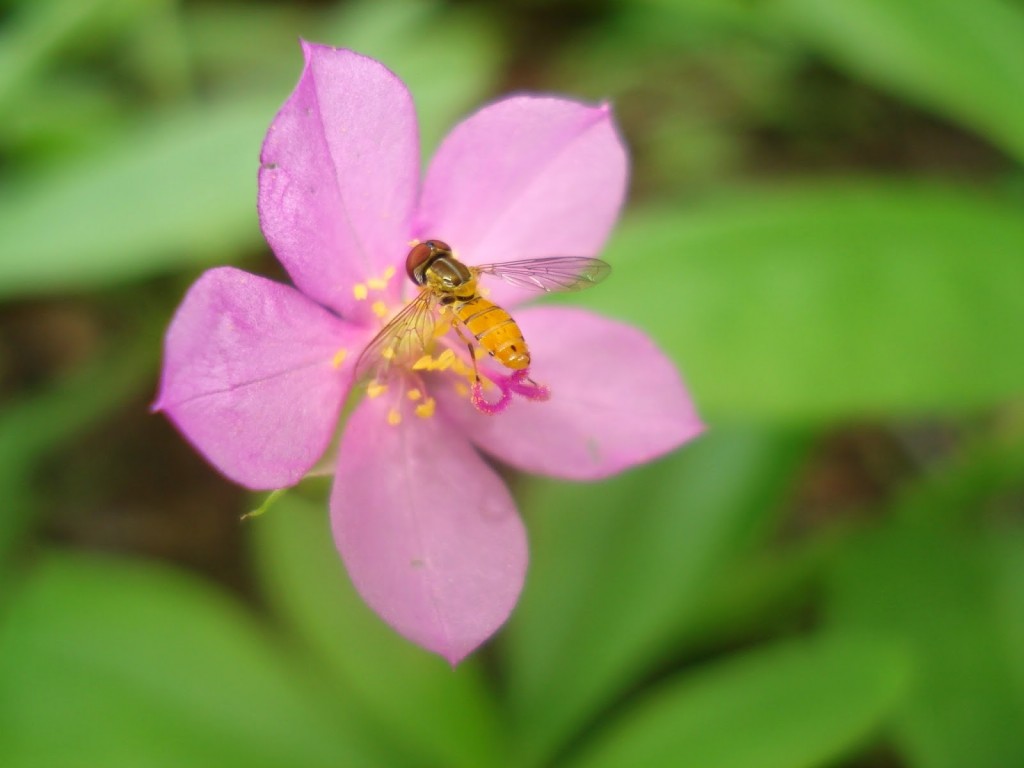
[450,357,473,376]
[454,382,470,398]
[372,300,389,318]
[381,347,396,360]
[387,408,402,426]
[435,348,455,370]
[383,266,396,280]
[353,283,368,300]
[367,380,387,399]
[331,348,348,368]
[367,277,388,290]
[415,397,436,419]
[408,238,421,247]
[412,354,434,370]
[407,388,423,401]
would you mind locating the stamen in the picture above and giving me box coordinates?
[383,266,396,280]
[407,388,423,400]
[509,369,550,401]
[367,277,386,290]
[412,354,433,370]
[465,368,550,414]
[387,408,402,426]
[381,347,396,360]
[471,380,512,415]
[367,380,387,399]
[450,357,475,378]
[353,283,368,300]
[435,348,456,370]
[332,348,348,368]
[372,300,389,318]
[415,397,436,419]
[454,381,470,398]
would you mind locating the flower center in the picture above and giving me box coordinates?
[349,248,551,424]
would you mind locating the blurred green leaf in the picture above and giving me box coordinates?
[681,520,849,654]
[120,0,192,100]
[251,494,502,768]
[992,531,1024,704]
[0,552,386,767]
[0,75,129,160]
[586,183,1024,422]
[828,520,1024,768]
[564,634,908,768]
[772,0,1024,164]
[504,427,809,767]
[0,0,162,111]
[184,2,320,96]
[0,326,158,565]
[0,99,271,297]
[890,419,1024,525]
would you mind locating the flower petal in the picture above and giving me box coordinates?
[331,396,527,664]
[259,42,418,318]
[436,306,704,480]
[154,267,362,490]
[417,96,627,306]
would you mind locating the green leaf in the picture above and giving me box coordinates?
[504,427,810,767]
[992,531,1024,705]
[251,494,502,768]
[827,521,1024,768]
[889,420,1024,525]
[564,634,908,768]
[0,99,271,297]
[772,0,1024,164]
[0,0,164,112]
[0,326,158,563]
[585,183,1024,422]
[0,552,386,767]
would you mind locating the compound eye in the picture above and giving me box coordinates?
[405,240,453,284]
[405,242,435,284]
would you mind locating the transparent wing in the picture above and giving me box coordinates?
[473,256,611,293]
[354,290,439,383]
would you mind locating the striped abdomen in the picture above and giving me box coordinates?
[455,297,530,370]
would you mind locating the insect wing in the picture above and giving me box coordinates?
[473,256,611,293]
[354,290,439,383]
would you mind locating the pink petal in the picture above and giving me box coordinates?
[416,96,628,306]
[259,42,418,319]
[436,306,704,480]
[154,267,363,490]
[331,396,528,664]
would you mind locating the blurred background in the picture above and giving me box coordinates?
[1,0,1023,766]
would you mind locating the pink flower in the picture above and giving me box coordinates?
[154,42,703,663]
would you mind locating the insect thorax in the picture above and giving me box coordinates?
[424,255,476,300]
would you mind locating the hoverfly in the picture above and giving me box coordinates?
[354,240,610,389]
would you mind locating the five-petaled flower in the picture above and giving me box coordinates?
[154,42,703,664]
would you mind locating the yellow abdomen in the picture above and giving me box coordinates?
[455,297,530,370]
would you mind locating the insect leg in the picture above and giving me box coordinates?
[450,318,481,383]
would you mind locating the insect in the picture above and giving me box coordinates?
[354,239,610,388]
